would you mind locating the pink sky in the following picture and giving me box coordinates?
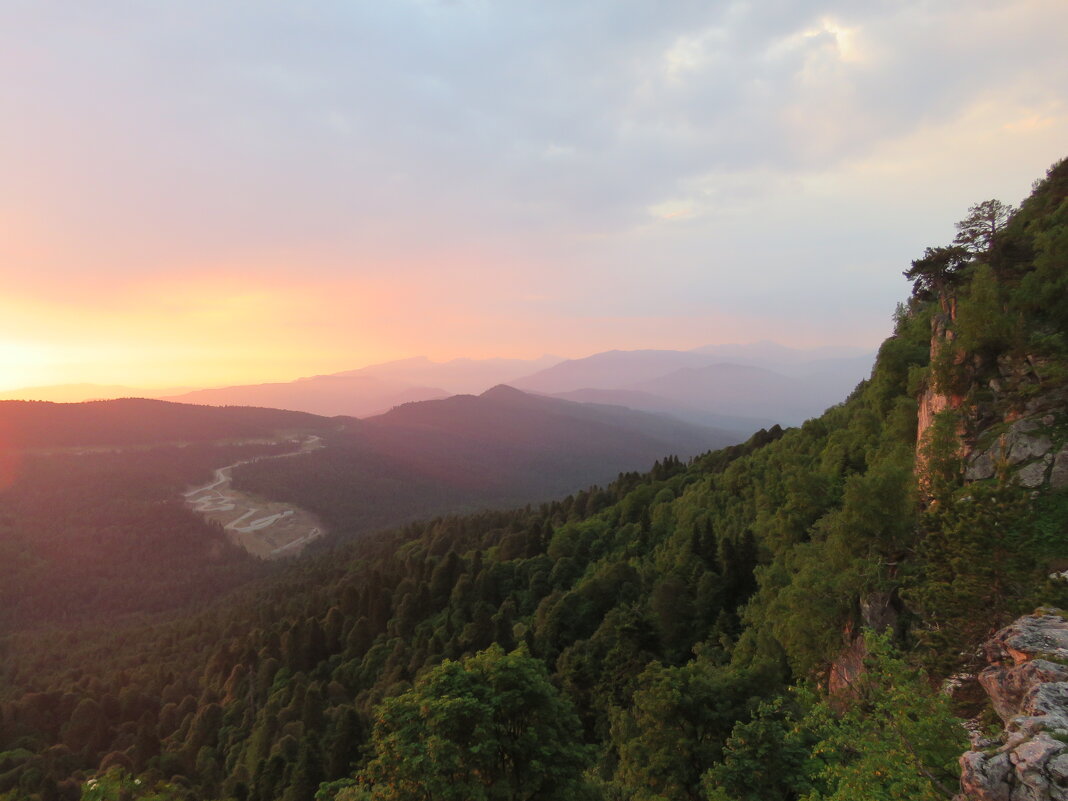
[1,2,1065,392]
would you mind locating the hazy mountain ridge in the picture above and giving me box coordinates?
[2,346,871,433]
[162,375,451,418]
[515,346,875,427]
[0,397,330,449]
[330,354,564,394]
[231,384,740,537]
[0,383,172,403]
[547,387,778,432]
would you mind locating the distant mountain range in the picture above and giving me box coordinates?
[159,355,565,417]
[0,389,744,543]
[163,374,450,419]
[0,383,176,403]
[1,342,875,433]
[329,354,564,394]
[232,385,739,537]
[513,343,874,427]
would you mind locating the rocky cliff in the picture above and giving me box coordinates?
[958,610,1068,800]
[962,379,1068,491]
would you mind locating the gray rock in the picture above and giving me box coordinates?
[960,750,1015,801]
[1049,753,1068,784]
[981,661,1068,724]
[962,612,1068,800]
[1009,434,1053,465]
[859,591,899,632]
[1051,447,1068,490]
[1013,419,1043,435]
[1012,734,1067,799]
[1019,461,1049,488]
[968,450,997,480]
[987,614,1068,666]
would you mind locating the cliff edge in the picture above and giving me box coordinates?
[958,610,1068,800]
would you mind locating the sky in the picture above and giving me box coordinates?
[1,0,1066,392]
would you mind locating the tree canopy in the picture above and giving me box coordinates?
[359,646,591,801]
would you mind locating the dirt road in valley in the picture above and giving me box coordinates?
[183,436,324,559]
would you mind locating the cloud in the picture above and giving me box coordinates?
[0,0,1065,387]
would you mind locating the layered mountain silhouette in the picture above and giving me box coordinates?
[330,354,563,394]
[1,388,739,541]
[163,374,450,419]
[5,343,873,435]
[513,343,874,427]
[161,355,562,417]
[0,383,171,403]
[231,385,740,537]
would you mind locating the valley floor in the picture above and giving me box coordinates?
[183,435,325,558]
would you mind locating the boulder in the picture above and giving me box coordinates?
[1019,461,1050,488]
[968,450,997,481]
[958,611,1068,800]
[1007,432,1053,465]
[980,660,1068,724]
[1051,447,1068,490]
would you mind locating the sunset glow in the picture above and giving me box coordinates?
[1,2,1065,394]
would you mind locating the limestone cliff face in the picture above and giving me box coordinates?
[915,301,1068,493]
[916,307,962,452]
[915,306,970,497]
[827,591,902,695]
[957,611,1068,801]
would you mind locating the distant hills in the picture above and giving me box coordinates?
[514,343,874,427]
[0,383,184,403]
[160,355,563,417]
[163,374,451,419]
[330,354,563,394]
[0,398,328,449]
[0,388,741,541]
[1,343,875,434]
[232,385,740,537]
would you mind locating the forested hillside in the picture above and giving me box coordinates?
[0,159,1065,801]
[0,399,330,449]
[231,386,736,540]
[0,442,286,633]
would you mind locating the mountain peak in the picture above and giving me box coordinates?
[479,384,528,400]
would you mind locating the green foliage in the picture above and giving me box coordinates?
[80,768,186,800]
[798,632,966,801]
[954,199,1015,255]
[701,693,818,801]
[609,658,775,801]
[359,645,591,801]
[903,246,969,302]
[905,481,1045,672]
[954,263,1015,355]
[917,410,963,503]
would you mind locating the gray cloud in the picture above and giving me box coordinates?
[1,0,1065,348]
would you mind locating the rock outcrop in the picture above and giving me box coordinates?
[827,590,902,695]
[957,610,1068,800]
[964,409,1067,490]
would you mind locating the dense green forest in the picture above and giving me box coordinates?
[0,159,1065,800]
[0,442,287,632]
